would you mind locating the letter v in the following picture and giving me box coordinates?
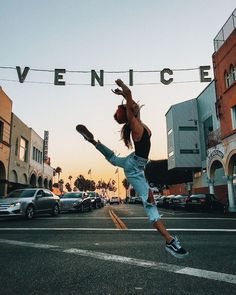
[16,66,30,83]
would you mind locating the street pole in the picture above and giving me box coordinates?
[117,169,120,198]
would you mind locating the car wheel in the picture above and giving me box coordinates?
[25,205,35,220]
[51,204,60,216]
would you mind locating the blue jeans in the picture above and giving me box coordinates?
[96,141,161,223]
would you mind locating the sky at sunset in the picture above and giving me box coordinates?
[1,1,236,196]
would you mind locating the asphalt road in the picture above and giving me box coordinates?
[0,204,235,295]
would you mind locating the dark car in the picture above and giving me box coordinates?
[60,192,92,212]
[163,195,176,208]
[87,191,103,209]
[185,194,226,212]
[170,195,188,210]
[0,188,60,219]
[156,196,167,207]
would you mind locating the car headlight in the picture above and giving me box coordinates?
[9,202,21,207]
[73,200,82,206]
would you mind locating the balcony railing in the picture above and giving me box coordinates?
[207,128,221,149]
[214,9,236,52]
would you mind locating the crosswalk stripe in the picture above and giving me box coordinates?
[0,238,235,285]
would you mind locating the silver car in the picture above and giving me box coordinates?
[60,192,92,212]
[0,188,60,219]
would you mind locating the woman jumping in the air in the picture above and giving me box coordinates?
[76,79,188,258]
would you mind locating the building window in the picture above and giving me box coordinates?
[180,149,199,154]
[167,129,173,135]
[168,151,174,157]
[19,137,28,162]
[230,65,236,84]
[225,66,236,89]
[225,71,230,88]
[231,106,236,130]
[179,126,198,131]
[15,138,18,156]
[0,120,3,141]
[32,146,43,164]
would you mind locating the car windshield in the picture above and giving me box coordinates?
[191,195,206,198]
[61,193,83,199]
[88,192,95,197]
[7,189,36,198]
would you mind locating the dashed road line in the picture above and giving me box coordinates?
[0,238,235,285]
[109,210,128,229]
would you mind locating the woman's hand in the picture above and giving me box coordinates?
[111,88,125,96]
[111,79,132,98]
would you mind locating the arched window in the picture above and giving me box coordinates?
[224,71,230,88]
[230,64,236,83]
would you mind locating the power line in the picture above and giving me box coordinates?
[0,78,201,86]
[0,65,200,73]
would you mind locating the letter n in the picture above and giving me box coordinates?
[91,70,104,86]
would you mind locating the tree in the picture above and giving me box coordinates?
[68,175,72,185]
[74,174,96,191]
[65,182,72,192]
[55,167,62,183]
[58,179,64,194]
[122,178,130,197]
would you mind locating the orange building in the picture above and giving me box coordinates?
[0,87,12,195]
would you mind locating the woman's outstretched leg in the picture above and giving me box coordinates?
[76,124,127,168]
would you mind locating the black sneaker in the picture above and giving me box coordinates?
[165,236,189,258]
[76,125,94,142]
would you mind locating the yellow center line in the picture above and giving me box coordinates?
[109,210,128,230]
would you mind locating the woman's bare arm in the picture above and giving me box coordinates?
[113,79,144,141]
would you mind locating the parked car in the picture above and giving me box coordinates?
[129,196,142,204]
[0,188,60,219]
[87,191,103,208]
[60,192,91,212]
[156,196,167,207]
[170,195,188,209]
[163,195,176,208]
[153,194,163,205]
[109,196,120,205]
[185,194,226,212]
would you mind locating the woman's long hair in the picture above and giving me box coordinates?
[121,123,132,149]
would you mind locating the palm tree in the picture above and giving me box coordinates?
[55,167,62,183]
[122,178,130,198]
[68,175,73,186]
[58,179,64,194]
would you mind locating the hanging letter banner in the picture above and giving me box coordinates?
[0,65,212,86]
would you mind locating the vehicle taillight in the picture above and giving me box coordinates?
[200,199,206,203]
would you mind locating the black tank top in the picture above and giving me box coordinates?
[134,128,151,159]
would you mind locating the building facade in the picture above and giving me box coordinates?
[0,87,12,195]
[29,128,53,189]
[166,98,201,171]
[8,113,31,192]
[0,87,54,195]
[165,10,236,211]
[208,9,236,211]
